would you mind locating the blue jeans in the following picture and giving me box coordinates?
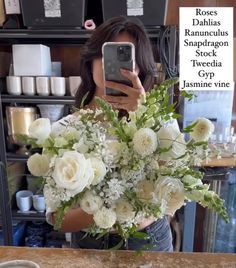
[71,217,173,251]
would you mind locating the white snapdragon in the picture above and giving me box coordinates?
[133,128,158,157]
[157,124,186,161]
[90,157,106,185]
[155,176,185,216]
[115,199,135,223]
[28,118,51,144]
[93,207,116,229]
[80,191,103,214]
[182,175,203,187]
[52,151,94,194]
[27,153,50,177]
[190,118,214,141]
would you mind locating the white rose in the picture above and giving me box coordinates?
[133,128,158,157]
[136,180,155,202]
[155,176,185,216]
[28,118,51,144]
[90,157,106,185]
[52,151,94,194]
[157,124,186,161]
[93,207,117,229]
[115,199,135,223]
[190,118,215,141]
[80,191,103,214]
[27,153,50,177]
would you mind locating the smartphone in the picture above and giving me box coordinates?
[102,42,135,96]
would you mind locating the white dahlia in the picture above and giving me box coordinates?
[133,128,158,157]
[27,153,50,177]
[190,118,215,141]
[93,207,116,229]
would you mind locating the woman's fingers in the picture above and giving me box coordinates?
[120,69,143,90]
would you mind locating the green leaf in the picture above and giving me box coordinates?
[109,239,124,250]
[130,231,149,240]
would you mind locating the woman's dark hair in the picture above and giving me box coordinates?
[75,16,157,108]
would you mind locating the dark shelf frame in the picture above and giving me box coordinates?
[12,211,46,221]
[1,94,75,105]
[0,28,163,45]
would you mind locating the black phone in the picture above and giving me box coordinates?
[102,42,135,96]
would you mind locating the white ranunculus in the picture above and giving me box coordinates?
[136,179,155,202]
[157,124,186,161]
[52,151,94,194]
[133,128,158,157]
[182,175,203,187]
[28,118,51,144]
[190,118,215,141]
[155,176,185,216]
[90,157,106,185]
[105,140,123,163]
[80,191,103,214]
[93,207,117,229]
[115,199,135,223]
[27,153,50,177]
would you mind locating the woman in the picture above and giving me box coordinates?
[52,16,173,251]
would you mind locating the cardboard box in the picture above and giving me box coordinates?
[12,44,52,76]
[4,0,21,14]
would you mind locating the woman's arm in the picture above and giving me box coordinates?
[51,208,94,233]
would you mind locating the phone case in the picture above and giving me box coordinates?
[102,42,135,96]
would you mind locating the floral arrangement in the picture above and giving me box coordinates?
[25,78,228,244]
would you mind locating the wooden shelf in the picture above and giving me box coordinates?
[202,157,236,167]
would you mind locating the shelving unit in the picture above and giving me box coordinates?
[0,26,178,246]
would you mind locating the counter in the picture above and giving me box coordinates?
[203,157,236,167]
[0,246,235,268]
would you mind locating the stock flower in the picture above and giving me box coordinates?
[28,118,51,144]
[80,191,103,214]
[52,151,94,193]
[27,153,50,177]
[90,157,106,185]
[115,199,135,223]
[93,207,117,229]
[155,176,185,216]
[133,128,158,157]
[190,118,215,141]
[157,124,186,160]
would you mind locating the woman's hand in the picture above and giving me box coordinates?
[102,69,145,112]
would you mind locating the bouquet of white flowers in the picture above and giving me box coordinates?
[25,78,228,243]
